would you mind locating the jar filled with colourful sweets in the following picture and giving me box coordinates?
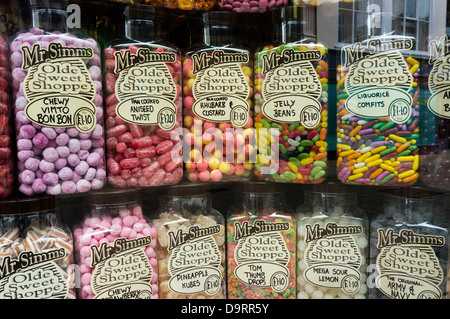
[153,186,226,299]
[218,0,288,13]
[296,184,369,299]
[0,33,14,200]
[227,182,296,299]
[369,188,448,299]
[144,0,217,11]
[336,34,421,186]
[11,0,106,196]
[104,4,183,189]
[183,11,254,183]
[254,6,328,184]
[0,196,75,299]
[73,189,158,299]
[420,35,449,191]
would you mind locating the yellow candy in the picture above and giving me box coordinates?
[371,146,387,154]
[413,155,419,171]
[353,166,368,175]
[296,172,303,180]
[398,156,415,162]
[208,157,220,170]
[364,154,380,163]
[288,162,298,173]
[398,170,416,179]
[389,134,407,144]
[339,150,355,157]
[356,152,372,163]
[380,163,395,173]
[300,157,314,166]
[348,173,363,181]
[367,159,383,167]
[218,162,231,174]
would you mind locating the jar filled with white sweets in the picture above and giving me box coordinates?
[296,183,369,299]
[0,196,75,299]
[153,185,226,299]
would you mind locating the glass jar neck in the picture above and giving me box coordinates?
[159,196,212,213]
[238,193,284,215]
[273,20,315,44]
[32,7,68,33]
[203,25,236,47]
[125,19,165,43]
[305,192,357,213]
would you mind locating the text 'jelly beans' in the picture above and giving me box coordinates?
[12,2,106,196]
[0,34,14,199]
[104,5,183,188]
[73,190,158,299]
[0,197,75,299]
[296,189,369,299]
[254,6,328,184]
[337,36,420,186]
[154,192,226,299]
[369,189,448,299]
[227,187,296,299]
[183,12,254,183]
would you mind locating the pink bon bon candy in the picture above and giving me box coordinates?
[73,189,159,299]
[104,5,183,189]
[11,0,105,196]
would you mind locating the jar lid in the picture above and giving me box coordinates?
[233,181,287,194]
[381,187,444,200]
[30,0,69,9]
[157,183,213,198]
[305,182,359,195]
[202,11,239,26]
[84,188,142,206]
[270,6,317,40]
[0,196,56,215]
[125,4,166,21]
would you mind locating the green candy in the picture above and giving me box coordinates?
[407,145,418,151]
[297,153,309,160]
[405,134,419,140]
[379,122,395,132]
[313,160,327,167]
[283,171,297,180]
[380,146,397,156]
[397,150,411,156]
[271,122,283,130]
[379,173,395,185]
[311,166,322,176]
[312,134,320,143]
[278,143,287,154]
[337,93,348,99]
[279,174,291,182]
[255,163,261,172]
[260,118,271,129]
[289,157,301,166]
[282,135,289,141]
[300,140,314,147]
[314,170,326,180]
[297,146,305,152]
[373,122,385,130]
[288,123,299,132]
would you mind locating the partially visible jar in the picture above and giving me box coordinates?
[0,196,75,299]
[420,35,450,191]
[183,11,254,183]
[73,189,158,299]
[0,2,21,39]
[369,188,448,299]
[153,186,226,299]
[104,5,183,188]
[218,0,288,13]
[11,0,106,196]
[227,182,296,299]
[254,6,328,184]
[296,184,369,299]
[0,34,14,200]
[145,0,217,11]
